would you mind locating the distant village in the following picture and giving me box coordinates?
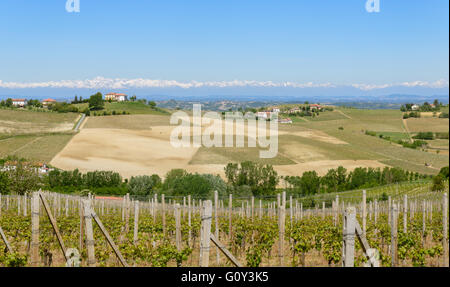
[256,104,326,124]
[1,92,130,109]
[0,160,54,175]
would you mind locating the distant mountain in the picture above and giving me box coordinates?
[0,86,448,105]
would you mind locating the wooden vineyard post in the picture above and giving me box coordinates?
[134,201,139,245]
[91,211,129,267]
[175,204,181,252]
[125,193,130,234]
[251,196,254,219]
[79,198,84,251]
[228,194,232,241]
[343,207,356,267]
[259,199,262,219]
[214,191,220,265]
[210,234,242,267]
[65,197,69,217]
[300,202,303,220]
[0,225,12,253]
[362,190,367,235]
[162,194,166,236]
[38,192,69,262]
[31,192,40,267]
[0,194,2,217]
[188,195,192,246]
[402,195,407,234]
[322,201,325,219]
[334,195,339,226]
[422,200,426,240]
[82,199,96,267]
[278,192,286,267]
[390,203,398,267]
[183,197,186,220]
[290,196,293,224]
[121,195,125,221]
[199,200,212,267]
[153,194,157,224]
[388,196,392,226]
[374,199,378,224]
[443,193,448,267]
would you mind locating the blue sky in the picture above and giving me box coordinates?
[0,0,448,94]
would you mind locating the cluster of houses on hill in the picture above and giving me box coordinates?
[10,98,56,107]
[410,103,437,111]
[0,161,54,175]
[9,92,129,108]
[255,104,323,124]
[104,93,128,102]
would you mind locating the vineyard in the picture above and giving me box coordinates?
[0,181,448,267]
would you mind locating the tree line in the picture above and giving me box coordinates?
[1,157,447,198]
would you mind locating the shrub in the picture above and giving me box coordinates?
[89,92,104,111]
[0,171,11,195]
[435,132,449,139]
[379,192,388,202]
[412,132,434,140]
[128,175,157,196]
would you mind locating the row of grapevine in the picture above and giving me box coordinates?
[0,182,448,267]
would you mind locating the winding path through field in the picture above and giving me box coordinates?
[402,118,413,142]
[336,109,352,119]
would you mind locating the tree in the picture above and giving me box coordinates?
[224,162,278,196]
[151,174,162,189]
[432,175,445,191]
[5,98,13,107]
[225,163,239,187]
[148,101,157,108]
[128,175,156,196]
[0,171,11,194]
[299,171,320,196]
[433,99,439,108]
[89,92,104,110]
[321,169,339,193]
[8,163,40,195]
[162,169,188,191]
[171,174,213,198]
[438,166,449,179]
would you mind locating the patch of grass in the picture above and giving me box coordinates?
[189,139,295,166]
[290,109,448,175]
[406,118,449,133]
[74,101,169,115]
[309,110,349,121]
[83,114,171,129]
[0,109,79,134]
[0,132,75,162]
[375,131,410,142]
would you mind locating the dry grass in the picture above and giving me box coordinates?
[0,109,78,134]
[406,118,449,133]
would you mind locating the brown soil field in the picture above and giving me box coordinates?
[51,121,387,179]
